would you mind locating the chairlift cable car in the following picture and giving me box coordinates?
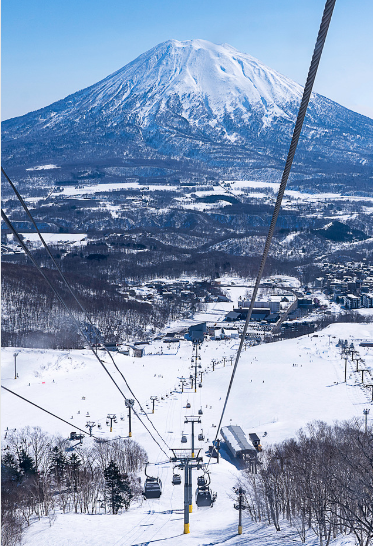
[172,468,182,485]
[195,471,216,507]
[143,462,162,499]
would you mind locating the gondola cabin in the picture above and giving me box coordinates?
[143,477,162,499]
[172,473,181,485]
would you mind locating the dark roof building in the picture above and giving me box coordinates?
[221,426,257,459]
[224,311,241,322]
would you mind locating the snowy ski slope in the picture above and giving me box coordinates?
[2,314,373,545]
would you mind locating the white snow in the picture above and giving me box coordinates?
[2,319,372,545]
[26,164,60,171]
[19,233,87,247]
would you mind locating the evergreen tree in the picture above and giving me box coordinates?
[18,449,36,477]
[104,460,133,514]
[1,453,20,483]
[49,446,67,485]
[68,452,81,492]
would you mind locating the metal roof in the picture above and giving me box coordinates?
[221,425,254,454]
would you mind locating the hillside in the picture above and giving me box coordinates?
[2,290,373,545]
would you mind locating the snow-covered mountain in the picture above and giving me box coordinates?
[2,39,373,186]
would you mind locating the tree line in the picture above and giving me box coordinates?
[240,420,373,546]
[1,426,147,546]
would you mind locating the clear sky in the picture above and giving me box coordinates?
[2,0,372,121]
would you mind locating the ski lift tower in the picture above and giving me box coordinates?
[170,449,203,534]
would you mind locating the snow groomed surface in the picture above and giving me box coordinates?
[2,314,372,545]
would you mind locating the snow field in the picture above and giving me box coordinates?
[1,322,373,545]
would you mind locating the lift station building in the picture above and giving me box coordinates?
[221,426,257,459]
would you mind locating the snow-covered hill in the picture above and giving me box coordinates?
[2,311,373,545]
[2,39,373,186]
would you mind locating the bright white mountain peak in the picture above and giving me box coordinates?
[78,39,303,126]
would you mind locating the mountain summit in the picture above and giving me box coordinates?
[2,39,373,188]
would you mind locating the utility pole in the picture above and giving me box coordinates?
[350,348,358,362]
[211,359,216,372]
[200,371,203,384]
[189,465,193,513]
[150,396,157,414]
[171,449,203,535]
[363,408,370,434]
[184,462,190,532]
[359,369,369,384]
[230,356,233,366]
[125,399,135,437]
[223,356,226,367]
[234,487,247,535]
[13,352,19,380]
[343,355,348,383]
[191,342,201,393]
[179,377,188,393]
[185,416,201,458]
[215,438,220,463]
[355,357,364,372]
[85,421,96,436]
[365,385,373,402]
[106,414,117,432]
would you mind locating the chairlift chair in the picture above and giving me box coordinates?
[198,408,203,415]
[198,430,205,441]
[181,432,187,444]
[186,401,191,409]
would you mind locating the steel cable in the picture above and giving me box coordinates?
[2,167,170,451]
[2,385,93,438]
[2,386,146,445]
[211,0,337,455]
[1,209,169,458]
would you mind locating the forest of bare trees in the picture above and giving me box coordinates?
[1,262,204,348]
[1,427,148,546]
[240,420,373,546]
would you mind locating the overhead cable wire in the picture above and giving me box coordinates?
[1,209,169,458]
[2,385,144,445]
[1,167,170,452]
[211,0,337,455]
[2,385,93,438]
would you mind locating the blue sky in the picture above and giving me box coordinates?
[2,0,372,120]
